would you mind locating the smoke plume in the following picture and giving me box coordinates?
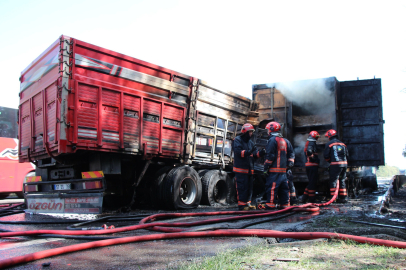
[267,77,335,115]
[293,134,308,167]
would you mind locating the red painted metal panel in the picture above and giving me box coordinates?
[120,92,124,149]
[101,89,120,146]
[0,137,34,192]
[20,101,31,157]
[98,87,102,147]
[33,92,44,152]
[45,83,57,144]
[20,36,195,160]
[74,39,192,83]
[142,99,161,155]
[76,83,99,144]
[162,128,182,156]
[123,94,140,150]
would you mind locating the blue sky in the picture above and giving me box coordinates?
[0,0,405,168]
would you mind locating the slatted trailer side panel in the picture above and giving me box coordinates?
[19,36,194,161]
[187,81,257,166]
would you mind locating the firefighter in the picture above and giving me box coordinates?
[323,129,349,203]
[233,123,266,210]
[287,169,298,205]
[301,131,320,203]
[262,121,295,209]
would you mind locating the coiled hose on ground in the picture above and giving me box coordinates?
[1,180,406,268]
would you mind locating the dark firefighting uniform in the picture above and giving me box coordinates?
[323,137,349,200]
[263,134,295,209]
[233,134,263,209]
[303,137,320,203]
[287,170,297,204]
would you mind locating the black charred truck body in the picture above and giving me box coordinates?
[251,77,384,197]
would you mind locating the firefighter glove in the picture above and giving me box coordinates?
[288,161,294,168]
[259,148,266,157]
[247,146,257,156]
[263,164,270,176]
[287,169,292,177]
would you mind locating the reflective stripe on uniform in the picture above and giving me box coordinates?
[331,161,347,165]
[233,167,249,173]
[269,168,287,173]
[305,162,319,166]
[329,142,346,148]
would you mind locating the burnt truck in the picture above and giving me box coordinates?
[251,77,384,196]
[19,36,384,214]
[19,35,259,213]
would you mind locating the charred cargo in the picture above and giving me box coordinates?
[252,77,384,196]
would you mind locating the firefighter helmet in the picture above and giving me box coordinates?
[309,131,320,140]
[241,123,255,134]
[325,129,337,138]
[265,121,281,132]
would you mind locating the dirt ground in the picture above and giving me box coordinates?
[293,183,406,240]
[2,180,406,270]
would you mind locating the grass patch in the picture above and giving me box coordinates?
[175,238,406,270]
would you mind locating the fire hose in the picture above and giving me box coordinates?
[1,180,406,268]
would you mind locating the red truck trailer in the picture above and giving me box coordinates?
[0,107,35,199]
[19,36,257,213]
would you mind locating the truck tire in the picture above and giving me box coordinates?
[162,166,202,210]
[201,170,232,206]
[198,169,209,179]
[150,166,173,208]
[17,171,35,198]
[362,175,378,191]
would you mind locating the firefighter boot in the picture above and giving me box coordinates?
[247,202,257,210]
[336,197,348,203]
[239,205,250,211]
[299,195,308,203]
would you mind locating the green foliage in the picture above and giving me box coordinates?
[376,164,400,177]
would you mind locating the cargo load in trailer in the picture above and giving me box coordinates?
[19,35,259,213]
[251,77,385,197]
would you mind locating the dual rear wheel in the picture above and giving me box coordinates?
[151,166,235,209]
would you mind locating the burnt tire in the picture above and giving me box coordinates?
[201,170,233,206]
[150,166,173,209]
[162,166,202,210]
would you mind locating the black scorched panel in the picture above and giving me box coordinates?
[338,79,384,166]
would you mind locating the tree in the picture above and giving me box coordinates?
[376,164,400,178]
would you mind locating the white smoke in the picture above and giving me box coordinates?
[267,78,335,115]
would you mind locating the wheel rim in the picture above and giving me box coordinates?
[213,180,227,204]
[179,177,197,205]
